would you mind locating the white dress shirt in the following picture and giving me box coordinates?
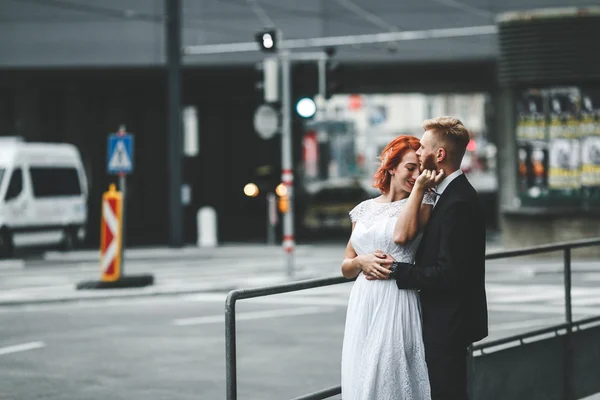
[433,169,463,207]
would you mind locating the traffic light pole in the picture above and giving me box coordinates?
[278,50,328,278]
[280,50,295,277]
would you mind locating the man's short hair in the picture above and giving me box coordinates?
[422,116,470,166]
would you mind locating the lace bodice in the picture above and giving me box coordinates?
[349,194,435,263]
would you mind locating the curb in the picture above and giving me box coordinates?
[0,287,229,307]
[0,274,318,307]
[40,245,318,265]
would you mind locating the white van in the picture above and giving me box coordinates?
[0,138,88,257]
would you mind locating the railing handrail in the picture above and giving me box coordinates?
[225,237,600,303]
[225,276,354,306]
[225,237,600,400]
[472,315,600,352]
[484,237,600,259]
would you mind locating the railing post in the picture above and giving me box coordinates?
[564,247,572,325]
[563,247,573,400]
[467,345,475,399]
[225,291,238,400]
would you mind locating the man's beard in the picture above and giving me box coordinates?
[420,156,437,171]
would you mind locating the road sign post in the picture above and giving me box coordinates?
[76,125,153,290]
[107,125,134,277]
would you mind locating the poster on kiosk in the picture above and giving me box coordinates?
[516,89,549,206]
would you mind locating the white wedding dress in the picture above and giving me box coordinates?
[341,196,434,400]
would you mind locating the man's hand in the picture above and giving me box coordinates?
[365,251,396,280]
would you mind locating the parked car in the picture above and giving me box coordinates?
[0,137,88,257]
[302,186,370,234]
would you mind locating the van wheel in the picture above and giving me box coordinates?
[0,229,14,259]
[61,228,78,252]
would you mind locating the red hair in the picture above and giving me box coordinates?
[372,135,420,193]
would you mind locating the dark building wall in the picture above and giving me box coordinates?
[0,61,496,247]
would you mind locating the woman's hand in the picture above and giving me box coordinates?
[356,251,392,280]
[415,169,445,192]
[364,251,396,280]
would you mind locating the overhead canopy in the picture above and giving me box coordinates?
[0,0,595,67]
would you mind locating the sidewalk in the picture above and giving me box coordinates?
[0,243,339,307]
[42,243,317,263]
[0,274,311,307]
[0,243,318,269]
[1,239,598,307]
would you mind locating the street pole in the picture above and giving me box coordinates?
[277,51,329,277]
[280,49,295,277]
[315,58,330,180]
[166,0,183,247]
[118,125,127,277]
[318,58,326,98]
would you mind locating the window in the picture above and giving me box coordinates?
[30,167,82,198]
[5,168,22,201]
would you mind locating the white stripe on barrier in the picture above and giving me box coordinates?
[102,238,118,272]
[103,201,118,237]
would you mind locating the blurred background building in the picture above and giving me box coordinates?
[299,92,497,238]
[0,1,598,251]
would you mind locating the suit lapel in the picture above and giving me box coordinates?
[431,174,466,217]
[416,174,467,262]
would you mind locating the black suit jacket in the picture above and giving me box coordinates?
[394,174,488,347]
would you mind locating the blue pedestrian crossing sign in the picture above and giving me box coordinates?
[107,133,134,174]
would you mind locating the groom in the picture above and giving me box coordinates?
[371,116,488,400]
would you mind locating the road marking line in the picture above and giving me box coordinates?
[0,259,24,270]
[173,306,337,326]
[569,298,600,306]
[0,341,45,356]
[489,318,563,333]
[182,293,350,306]
[488,303,600,315]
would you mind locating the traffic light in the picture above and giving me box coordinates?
[276,183,289,213]
[256,29,278,53]
[323,47,341,100]
[278,195,290,213]
[254,61,264,93]
[254,58,279,103]
[325,60,341,100]
[295,97,316,119]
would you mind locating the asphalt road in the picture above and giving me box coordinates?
[1,246,600,400]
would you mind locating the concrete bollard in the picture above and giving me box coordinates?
[197,207,218,247]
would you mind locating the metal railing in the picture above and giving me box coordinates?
[225,237,600,400]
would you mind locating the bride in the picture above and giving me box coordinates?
[340,135,443,399]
